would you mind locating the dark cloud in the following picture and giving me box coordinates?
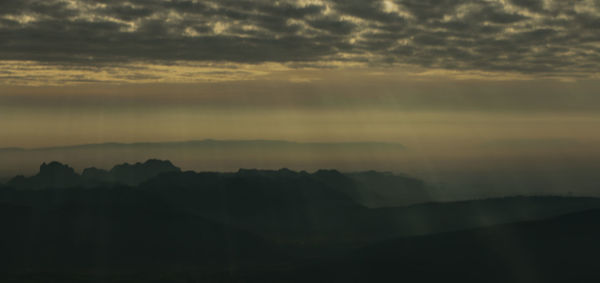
[0,0,599,76]
[399,0,468,20]
[330,0,405,23]
[509,0,544,12]
[307,18,357,35]
[101,5,155,21]
[472,6,528,24]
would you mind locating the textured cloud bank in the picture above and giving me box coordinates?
[1,0,599,83]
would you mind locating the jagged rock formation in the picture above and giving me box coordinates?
[6,162,80,189]
[82,159,181,185]
[3,160,430,207]
[6,159,181,189]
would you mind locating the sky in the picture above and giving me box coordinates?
[1,0,600,196]
[1,0,600,82]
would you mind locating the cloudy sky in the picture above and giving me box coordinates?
[1,0,600,194]
[1,0,600,83]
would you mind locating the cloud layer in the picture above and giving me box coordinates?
[1,0,600,78]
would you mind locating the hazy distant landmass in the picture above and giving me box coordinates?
[5,139,405,151]
[3,139,599,202]
[2,160,600,282]
[0,139,406,178]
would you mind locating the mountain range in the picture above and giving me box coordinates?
[0,139,408,182]
[2,160,600,282]
[3,159,428,208]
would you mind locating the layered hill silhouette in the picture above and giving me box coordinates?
[0,201,281,269]
[2,160,600,282]
[3,160,429,208]
[256,209,600,283]
[0,139,407,183]
[83,159,181,185]
[6,159,181,189]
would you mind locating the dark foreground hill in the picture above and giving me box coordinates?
[253,209,600,283]
[3,203,600,282]
[0,201,281,269]
[1,161,600,282]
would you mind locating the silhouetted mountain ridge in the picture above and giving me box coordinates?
[86,159,181,185]
[6,162,81,190]
[6,159,181,189]
[2,159,600,282]
[3,160,430,208]
[3,161,600,248]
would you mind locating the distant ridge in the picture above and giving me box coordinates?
[5,159,182,189]
[0,139,405,152]
[0,139,409,184]
[2,159,428,207]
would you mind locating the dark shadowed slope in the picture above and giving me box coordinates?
[4,198,600,282]
[3,161,600,282]
[3,162,600,247]
[345,171,430,207]
[265,209,600,283]
[0,191,283,270]
[357,196,600,239]
[138,169,600,245]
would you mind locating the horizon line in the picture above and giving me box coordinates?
[0,139,406,151]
